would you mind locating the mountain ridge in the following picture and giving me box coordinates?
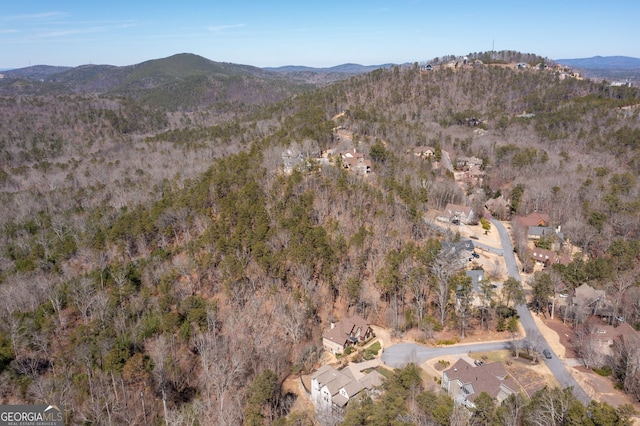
[263,63,397,73]
[0,53,314,109]
[555,55,640,70]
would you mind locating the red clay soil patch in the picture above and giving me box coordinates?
[573,365,640,411]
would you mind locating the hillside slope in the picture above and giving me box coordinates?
[1,52,640,423]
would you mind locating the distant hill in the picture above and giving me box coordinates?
[0,53,312,109]
[264,63,396,74]
[263,63,397,85]
[555,56,640,84]
[3,65,71,80]
[555,56,640,70]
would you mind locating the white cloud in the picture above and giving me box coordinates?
[207,23,246,32]
[38,27,105,38]
[4,12,68,21]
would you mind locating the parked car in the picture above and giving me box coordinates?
[616,316,625,322]
[559,293,568,298]
[543,349,552,359]
[472,252,480,258]
[474,359,484,366]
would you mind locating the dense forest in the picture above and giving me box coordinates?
[1,52,640,425]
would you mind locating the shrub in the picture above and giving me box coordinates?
[515,351,537,362]
[435,338,459,346]
[507,316,519,332]
[365,342,381,356]
[593,365,612,376]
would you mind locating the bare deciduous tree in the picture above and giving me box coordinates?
[431,250,457,325]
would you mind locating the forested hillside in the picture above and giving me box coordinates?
[1,52,640,425]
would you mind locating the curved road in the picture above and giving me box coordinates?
[493,219,590,403]
[382,219,590,404]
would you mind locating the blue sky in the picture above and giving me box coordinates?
[1,1,639,69]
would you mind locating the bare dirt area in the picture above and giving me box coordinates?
[431,327,514,345]
[506,357,559,397]
[534,314,640,414]
[282,374,315,418]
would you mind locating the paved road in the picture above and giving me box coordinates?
[382,341,513,368]
[492,219,590,404]
[472,240,503,256]
[382,220,590,404]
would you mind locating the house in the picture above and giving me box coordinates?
[322,315,373,354]
[420,64,433,73]
[587,322,639,357]
[465,270,484,292]
[531,247,557,267]
[341,149,372,175]
[464,270,487,307]
[456,156,483,169]
[442,359,517,408]
[282,149,304,174]
[408,146,435,159]
[441,240,475,266]
[485,196,510,220]
[527,226,555,240]
[515,212,565,244]
[311,364,384,413]
[341,148,363,161]
[515,212,550,228]
[439,203,475,225]
[570,283,612,318]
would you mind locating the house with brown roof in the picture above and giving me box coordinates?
[322,315,373,354]
[588,322,639,357]
[442,359,517,408]
[515,211,550,228]
[310,364,383,413]
[531,247,557,267]
[341,149,372,174]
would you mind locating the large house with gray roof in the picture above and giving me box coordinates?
[310,364,383,413]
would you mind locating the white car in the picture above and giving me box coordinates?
[559,293,569,298]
